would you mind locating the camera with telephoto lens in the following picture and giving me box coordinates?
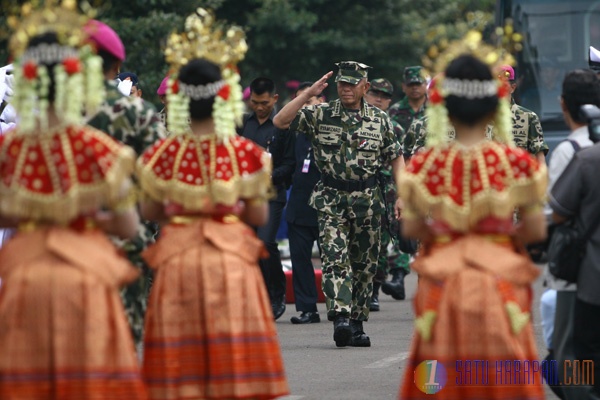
[579,104,600,143]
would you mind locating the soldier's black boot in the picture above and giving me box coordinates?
[369,282,380,312]
[333,314,352,347]
[349,319,371,347]
[381,269,407,300]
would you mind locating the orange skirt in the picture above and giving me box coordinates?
[0,227,147,400]
[399,235,545,400]
[142,218,289,400]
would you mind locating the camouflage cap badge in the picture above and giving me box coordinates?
[403,66,426,84]
[335,61,371,85]
[369,78,393,96]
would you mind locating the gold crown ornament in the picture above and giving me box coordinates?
[6,0,104,134]
[163,8,248,141]
[421,25,521,148]
[423,30,517,78]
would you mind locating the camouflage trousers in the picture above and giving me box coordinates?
[114,222,158,347]
[374,174,410,282]
[318,209,381,322]
[120,249,153,346]
[374,229,411,283]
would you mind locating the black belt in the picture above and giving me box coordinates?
[321,174,378,192]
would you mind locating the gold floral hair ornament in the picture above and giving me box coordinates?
[164,8,248,141]
[7,0,104,134]
[423,26,521,148]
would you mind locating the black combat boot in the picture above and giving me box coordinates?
[349,319,371,347]
[381,269,407,300]
[333,314,352,347]
[370,282,381,312]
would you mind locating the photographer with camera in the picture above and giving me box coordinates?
[545,69,600,400]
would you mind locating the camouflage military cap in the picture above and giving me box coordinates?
[369,78,393,96]
[335,61,371,85]
[403,66,426,84]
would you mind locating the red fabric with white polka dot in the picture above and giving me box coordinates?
[0,126,118,195]
[141,135,266,186]
[406,143,540,207]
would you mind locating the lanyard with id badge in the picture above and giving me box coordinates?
[302,147,312,173]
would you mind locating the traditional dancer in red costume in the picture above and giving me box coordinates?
[137,9,289,400]
[0,2,147,399]
[398,47,548,399]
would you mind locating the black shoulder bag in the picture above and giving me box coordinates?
[547,140,600,283]
[547,211,600,283]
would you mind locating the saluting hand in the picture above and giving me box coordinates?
[309,71,333,97]
[274,71,333,130]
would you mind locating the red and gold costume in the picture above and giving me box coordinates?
[137,133,289,400]
[398,141,547,399]
[0,126,147,399]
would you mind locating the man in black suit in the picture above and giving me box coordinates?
[239,77,295,320]
[287,82,325,324]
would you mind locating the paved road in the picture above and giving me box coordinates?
[275,263,559,400]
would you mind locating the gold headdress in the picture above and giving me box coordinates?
[422,24,522,148]
[7,0,104,134]
[422,29,519,77]
[164,8,248,140]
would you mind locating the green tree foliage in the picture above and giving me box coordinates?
[1,0,495,107]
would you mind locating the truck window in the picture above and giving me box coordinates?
[498,0,600,153]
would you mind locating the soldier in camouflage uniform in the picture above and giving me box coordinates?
[274,62,404,348]
[402,116,423,157]
[85,20,167,352]
[388,66,428,137]
[499,65,549,163]
[407,67,548,160]
[364,79,410,309]
[407,115,495,156]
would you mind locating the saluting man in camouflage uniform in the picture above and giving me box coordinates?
[388,66,428,137]
[364,79,411,309]
[85,20,167,352]
[274,62,404,348]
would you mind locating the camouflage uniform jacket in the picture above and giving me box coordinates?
[388,96,427,133]
[408,115,495,157]
[511,101,549,156]
[406,100,548,158]
[87,81,166,251]
[88,81,166,156]
[381,119,405,179]
[289,98,402,217]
